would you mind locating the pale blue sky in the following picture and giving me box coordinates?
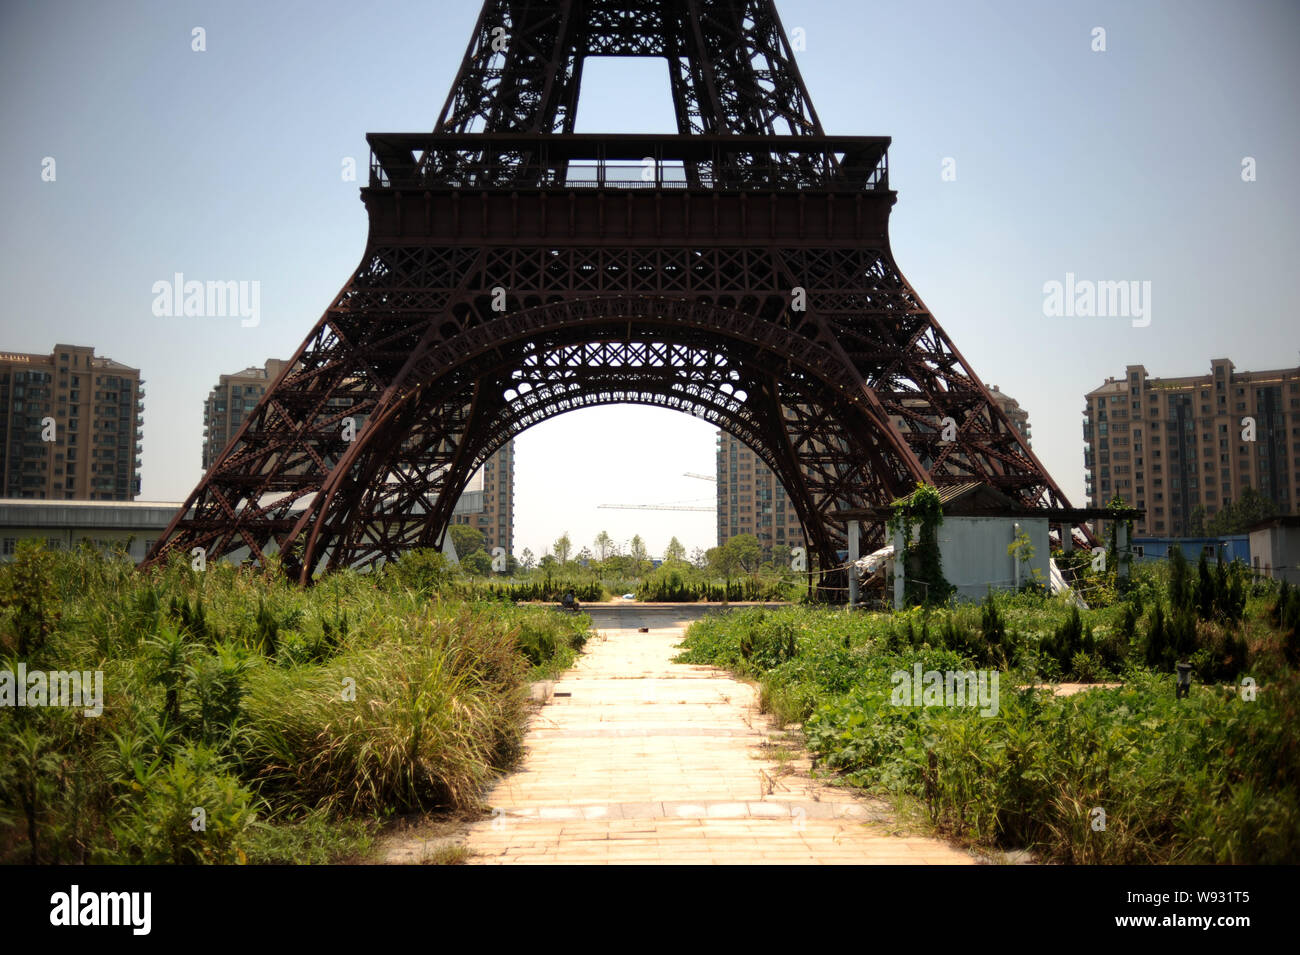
[2,0,1297,559]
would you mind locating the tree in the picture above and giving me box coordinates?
[553,532,572,564]
[539,553,558,570]
[706,537,758,583]
[690,547,708,568]
[520,547,535,571]
[1188,505,1207,537]
[1206,501,1237,537]
[603,553,635,576]
[448,524,485,559]
[1233,487,1274,530]
[724,534,761,573]
[594,530,614,561]
[1207,487,1276,535]
[770,544,791,569]
[629,535,649,564]
[1168,543,1192,607]
[665,536,687,562]
[577,546,594,567]
[1196,550,1215,619]
[461,550,492,576]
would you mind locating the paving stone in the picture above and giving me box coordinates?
[462,610,975,866]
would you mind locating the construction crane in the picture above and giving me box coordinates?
[595,472,718,510]
[598,502,714,512]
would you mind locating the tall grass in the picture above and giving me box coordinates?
[0,545,590,864]
[242,639,526,815]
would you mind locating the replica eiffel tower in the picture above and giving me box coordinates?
[145,0,1077,590]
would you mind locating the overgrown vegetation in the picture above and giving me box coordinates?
[888,483,953,607]
[0,544,589,864]
[675,561,1299,863]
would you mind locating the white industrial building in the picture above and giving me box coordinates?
[0,499,177,563]
[840,483,1129,608]
[1247,515,1300,586]
[0,494,479,566]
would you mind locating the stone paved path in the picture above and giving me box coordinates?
[462,608,975,865]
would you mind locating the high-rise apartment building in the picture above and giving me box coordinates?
[0,344,143,500]
[1083,359,1300,536]
[202,359,288,469]
[203,359,514,554]
[989,384,1031,447]
[715,431,806,558]
[717,384,1033,554]
[449,440,515,556]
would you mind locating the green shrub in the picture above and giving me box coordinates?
[383,549,455,594]
[0,540,60,658]
[739,616,797,670]
[1040,605,1101,679]
[1144,602,1168,669]
[106,743,258,864]
[241,806,371,864]
[1169,544,1192,606]
[1273,581,1300,666]
[980,592,1006,657]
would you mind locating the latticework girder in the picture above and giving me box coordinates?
[143,0,1076,595]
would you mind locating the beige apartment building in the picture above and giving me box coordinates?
[716,384,1033,556]
[448,439,515,556]
[0,344,143,500]
[1083,359,1300,536]
[201,359,288,470]
[202,358,515,556]
[989,385,1031,445]
[716,429,805,558]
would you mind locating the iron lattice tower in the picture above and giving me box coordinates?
[145,0,1076,590]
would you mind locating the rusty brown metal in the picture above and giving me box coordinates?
[143,0,1079,594]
